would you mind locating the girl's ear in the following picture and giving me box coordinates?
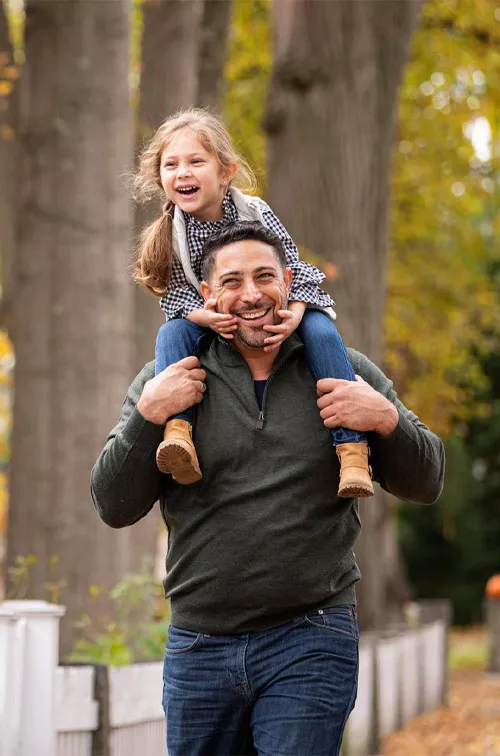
[221,162,238,186]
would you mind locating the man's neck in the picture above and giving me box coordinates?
[235,344,279,380]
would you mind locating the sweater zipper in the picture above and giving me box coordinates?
[256,343,302,430]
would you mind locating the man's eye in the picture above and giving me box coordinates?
[223,279,239,286]
[259,273,273,280]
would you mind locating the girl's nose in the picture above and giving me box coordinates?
[177,163,192,178]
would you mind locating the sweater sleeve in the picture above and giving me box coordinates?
[347,349,445,504]
[90,363,165,528]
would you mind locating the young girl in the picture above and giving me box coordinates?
[132,108,373,499]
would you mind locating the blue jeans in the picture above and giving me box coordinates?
[297,310,366,445]
[162,606,359,756]
[155,312,367,445]
[155,319,206,422]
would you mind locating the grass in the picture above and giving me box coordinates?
[448,626,489,671]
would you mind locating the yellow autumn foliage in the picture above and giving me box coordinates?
[387,0,500,433]
[225,0,500,436]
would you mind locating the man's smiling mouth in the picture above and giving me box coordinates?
[235,307,270,322]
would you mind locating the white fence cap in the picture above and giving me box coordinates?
[0,600,66,618]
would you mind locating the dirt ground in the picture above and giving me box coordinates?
[382,667,500,756]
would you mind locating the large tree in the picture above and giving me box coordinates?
[196,0,232,109]
[134,0,203,370]
[265,0,421,630]
[134,0,233,370]
[0,0,18,335]
[5,0,156,656]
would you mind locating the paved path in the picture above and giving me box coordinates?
[382,668,500,756]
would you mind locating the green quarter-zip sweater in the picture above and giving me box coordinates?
[91,335,445,635]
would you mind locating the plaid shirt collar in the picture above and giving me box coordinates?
[184,192,238,230]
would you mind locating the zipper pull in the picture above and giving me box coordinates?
[257,411,264,430]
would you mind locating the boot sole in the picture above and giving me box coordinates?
[338,482,374,498]
[156,442,202,485]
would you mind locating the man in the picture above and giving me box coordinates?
[91,222,444,756]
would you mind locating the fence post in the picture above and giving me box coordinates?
[416,599,452,706]
[0,600,65,756]
[486,598,500,674]
[0,603,19,756]
[91,666,111,756]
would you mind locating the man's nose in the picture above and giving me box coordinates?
[240,280,262,303]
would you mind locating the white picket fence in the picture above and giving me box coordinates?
[0,599,449,756]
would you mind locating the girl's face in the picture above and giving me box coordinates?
[160,129,235,221]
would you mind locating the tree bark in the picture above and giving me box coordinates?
[265,0,419,630]
[6,0,157,657]
[0,0,19,335]
[196,0,232,109]
[134,0,202,371]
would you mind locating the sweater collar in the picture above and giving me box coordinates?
[207,332,303,370]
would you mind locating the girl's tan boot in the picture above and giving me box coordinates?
[336,442,374,498]
[156,419,202,484]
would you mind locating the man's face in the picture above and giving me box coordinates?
[201,240,292,351]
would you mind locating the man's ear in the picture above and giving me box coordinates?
[284,267,293,292]
[200,280,212,303]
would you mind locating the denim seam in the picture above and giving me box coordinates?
[333,645,359,755]
[302,617,357,640]
[165,633,203,655]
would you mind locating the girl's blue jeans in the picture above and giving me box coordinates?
[155,310,367,446]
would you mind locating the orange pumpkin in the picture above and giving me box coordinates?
[485,575,500,599]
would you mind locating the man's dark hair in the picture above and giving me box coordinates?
[201,221,287,282]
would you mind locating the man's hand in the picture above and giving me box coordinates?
[137,356,207,425]
[316,375,399,437]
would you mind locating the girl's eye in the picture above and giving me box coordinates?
[164,162,176,169]
[192,159,203,165]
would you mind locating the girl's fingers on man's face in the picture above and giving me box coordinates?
[264,334,284,345]
[214,314,237,324]
[263,323,287,334]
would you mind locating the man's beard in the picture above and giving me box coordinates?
[233,302,283,350]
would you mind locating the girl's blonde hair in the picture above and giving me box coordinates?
[132,108,257,296]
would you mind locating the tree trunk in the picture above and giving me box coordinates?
[0,0,19,335]
[265,0,419,630]
[6,0,157,657]
[134,0,202,371]
[196,0,232,109]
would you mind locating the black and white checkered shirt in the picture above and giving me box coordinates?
[159,192,334,320]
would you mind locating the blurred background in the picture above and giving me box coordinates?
[0,0,499,673]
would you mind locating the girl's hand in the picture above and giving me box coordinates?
[203,299,238,339]
[263,308,302,353]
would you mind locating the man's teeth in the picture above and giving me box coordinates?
[238,309,268,320]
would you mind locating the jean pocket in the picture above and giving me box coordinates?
[303,605,359,640]
[165,625,203,655]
